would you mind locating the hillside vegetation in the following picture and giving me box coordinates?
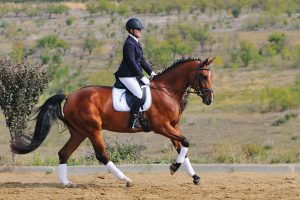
[0,1,300,165]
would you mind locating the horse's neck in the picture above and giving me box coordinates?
[153,62,195,101]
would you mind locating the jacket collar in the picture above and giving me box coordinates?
[128,34,139,43]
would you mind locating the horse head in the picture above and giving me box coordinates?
[189,57,214,105]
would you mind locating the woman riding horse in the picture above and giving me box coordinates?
[10,19,214,188]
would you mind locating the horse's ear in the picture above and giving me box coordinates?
[207,57,215,65]
[203,58,209,65]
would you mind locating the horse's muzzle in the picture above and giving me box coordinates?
[202,92,214,105]
[199,89,214,105]
[203,98,213,105]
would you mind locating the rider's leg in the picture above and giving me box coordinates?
[119,77,143,129]
[129,96,141,128]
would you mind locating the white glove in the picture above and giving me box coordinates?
[141,76,150,85]
[150,71,157,79]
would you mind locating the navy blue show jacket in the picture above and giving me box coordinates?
[114,36,152,79]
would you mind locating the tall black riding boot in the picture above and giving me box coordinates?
[129,96,141,129]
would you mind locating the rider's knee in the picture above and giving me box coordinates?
[135,91,143,99]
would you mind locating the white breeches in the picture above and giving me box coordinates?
[119,77,143,99]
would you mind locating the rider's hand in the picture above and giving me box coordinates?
[141,76,150,85]
[150,71,157,80]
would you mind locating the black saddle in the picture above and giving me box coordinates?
[114,78,147,109]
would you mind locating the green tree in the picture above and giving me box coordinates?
[117,4,130,15]
[164,28,193,58]
[45,4,69,19]
[83,33,98,55]
[239,40,260,67]
[190,24,213,52]
[98,0,115,15]
[85,0,99,16]
[144,35,172,69]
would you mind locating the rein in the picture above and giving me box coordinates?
[150,85,198,94]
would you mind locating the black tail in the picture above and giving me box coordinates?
[11,94,66,154]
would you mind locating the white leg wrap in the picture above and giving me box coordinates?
[176,146,188,163]
[183,157,196,176]
[106,161,131,182]
[58,164,70,185]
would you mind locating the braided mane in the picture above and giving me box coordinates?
[155,57,202,77]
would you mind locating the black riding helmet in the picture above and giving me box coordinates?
[126,18,144,30]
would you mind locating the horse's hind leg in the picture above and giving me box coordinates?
[58,126,86,187]
[88,131,133,187]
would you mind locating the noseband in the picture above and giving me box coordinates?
[194,63,213,97]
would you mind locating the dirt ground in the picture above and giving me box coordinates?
[0,172,300,200]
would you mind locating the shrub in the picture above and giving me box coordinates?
[84,139,146,164]
[260,87,300,112]
[231,6,241,18]
[52,53,61,64]
[66,17,74,26]
[242,144,266,159]
[0,156,6,165]
[272,113,298,126]
[36,35,68,52]
[292,45,300,68]
[0,57,50,142]
[41,54,51,65]
[268,32,287,54]
[11,41,25,64]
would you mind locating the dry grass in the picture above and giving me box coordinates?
[62,2,86,10]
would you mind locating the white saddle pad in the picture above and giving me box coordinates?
[112,85,152,112]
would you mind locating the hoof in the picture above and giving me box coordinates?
[62,182,77,188]
[193,175,201,185]
[170,163,181,175]
[123,176,133,187]
[126,181,134,187]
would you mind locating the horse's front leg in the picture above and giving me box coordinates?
[157,124,199,183]
[171,139,201,185]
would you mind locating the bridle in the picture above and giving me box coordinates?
[194,62,213,97]
[150,62,213,98]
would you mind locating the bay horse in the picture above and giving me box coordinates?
[11,57,214,187]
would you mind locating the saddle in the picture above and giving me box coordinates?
[112,79,151,132]
[112,78,152,112]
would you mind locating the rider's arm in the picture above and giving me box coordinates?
[140,55,153,76]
